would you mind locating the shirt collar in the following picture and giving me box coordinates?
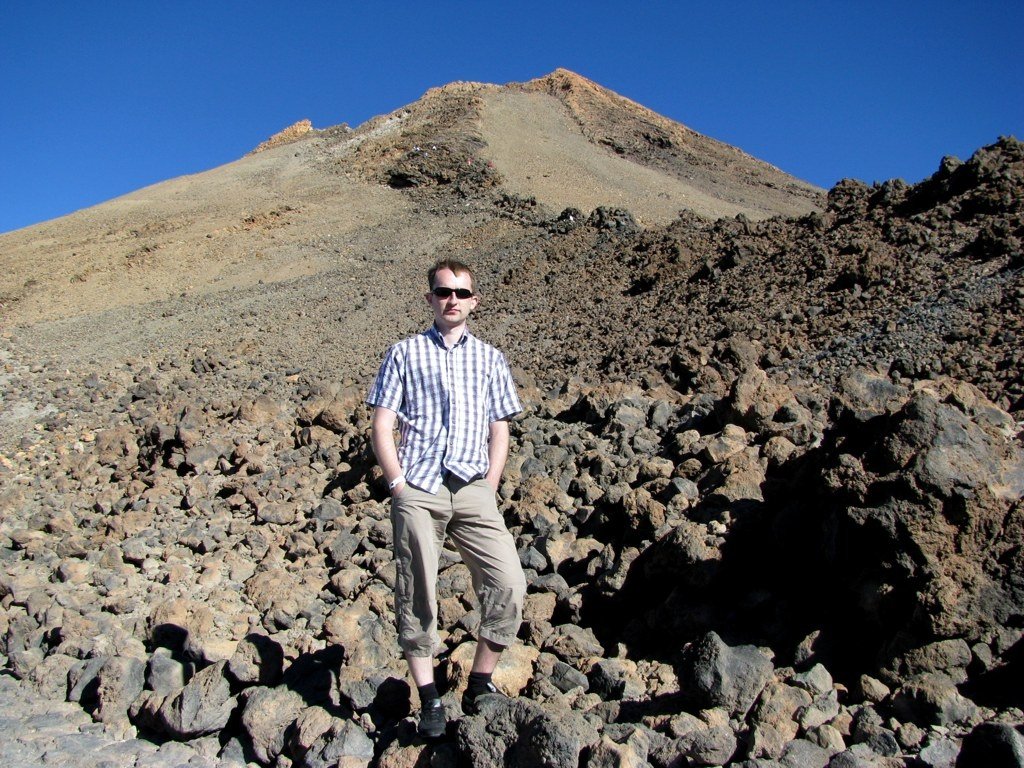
[427,323,473,349]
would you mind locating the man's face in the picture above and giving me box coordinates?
[427,267,478,331]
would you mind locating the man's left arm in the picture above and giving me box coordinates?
[485,418,510,492]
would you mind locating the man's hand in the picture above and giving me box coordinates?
[485,419,510,494]
[371,406,406,495]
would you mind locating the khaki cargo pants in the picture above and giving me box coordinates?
[390,475,526,657]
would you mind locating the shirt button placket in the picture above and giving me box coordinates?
[447,348,456,457]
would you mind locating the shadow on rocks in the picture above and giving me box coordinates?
[281,645,350,717]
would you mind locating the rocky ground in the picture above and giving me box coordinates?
[1,72,1023,767]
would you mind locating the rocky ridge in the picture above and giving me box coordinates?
[1,71,1023,767]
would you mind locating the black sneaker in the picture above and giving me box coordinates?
[417,697,447,739]
[461,681,505,715]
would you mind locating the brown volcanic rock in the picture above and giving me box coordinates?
[482,137,1024,414]
[819,378,1024,652]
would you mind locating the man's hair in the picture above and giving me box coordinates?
[428,259,476,291]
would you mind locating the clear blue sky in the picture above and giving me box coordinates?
[2,1,1021,234]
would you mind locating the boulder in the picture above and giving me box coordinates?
[227,632,285,686]
[831,369,908,425]
[146,647,191,695]
[919,736,962,768]
[441,640,538,699]
[678,632,774,717]
[955,722,1024,768]
[586,658,644,701]
[239,685,306,764]
[749,681,812,758]
[892,673,981,728]
[675,721,738,766]
[322,600,400,670]
[295,716,375,768]
[93,654,146,726]
[585,732,651,768]
[155,660,236,738]
[778,738,831,767]
[455,695,599,768]
[542,624,605,666]
[814,384,1024,664]
[236,395,286,425]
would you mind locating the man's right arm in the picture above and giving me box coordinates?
[370,406,405,495]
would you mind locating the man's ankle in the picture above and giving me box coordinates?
[467,671,493,695]
[417,682,440,703]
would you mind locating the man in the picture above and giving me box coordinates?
[367,258,526,739]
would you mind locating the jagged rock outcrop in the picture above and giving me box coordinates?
[249,118,317,154]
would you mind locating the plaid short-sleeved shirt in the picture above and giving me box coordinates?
[367,324,522,494]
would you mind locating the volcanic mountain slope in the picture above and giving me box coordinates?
[0,70,821,364]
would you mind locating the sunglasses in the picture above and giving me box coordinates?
[431,287,475,299]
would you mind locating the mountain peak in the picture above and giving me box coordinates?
[338,68,822,224]
[0,69,822,326]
